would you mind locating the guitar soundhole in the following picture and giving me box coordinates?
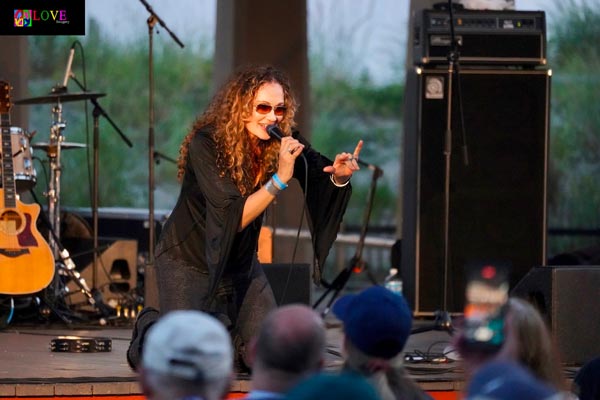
[0,210,23,235]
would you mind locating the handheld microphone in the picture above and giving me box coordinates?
[267,124,307,162]
[62,45,75,88]
[266,124,284,141]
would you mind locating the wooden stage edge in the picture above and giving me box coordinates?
[0,318,466,400]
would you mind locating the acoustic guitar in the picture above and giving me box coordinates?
[0,81,55,295]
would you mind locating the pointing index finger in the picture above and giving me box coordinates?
[353,140,364,159]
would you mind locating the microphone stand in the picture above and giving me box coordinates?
[313,159,383,317]
[414,0,469,334]
[137,0,184,285]
[70,76,132,294]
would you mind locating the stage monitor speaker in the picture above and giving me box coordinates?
[263,263,311,306]
[65,239,138,309]
[511,266,600,365]
[401,67,549,314]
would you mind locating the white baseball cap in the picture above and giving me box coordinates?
[142,310,233,381]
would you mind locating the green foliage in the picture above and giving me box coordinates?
[310,71,404,225]
[546,0,600,255]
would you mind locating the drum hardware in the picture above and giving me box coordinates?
[16,75,132,320]
[31,141,86,158]
[27,189,112,318]
[13,90,106,105]
[9,127,38,194]
[32,141,86,150]
[14,86,113,320]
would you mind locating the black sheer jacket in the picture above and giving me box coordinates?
[155,128,352,301]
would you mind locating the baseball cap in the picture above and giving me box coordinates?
[332,285,412,359]
[141,310,233,381]
[467,360,558,400]
[286,372,381,400]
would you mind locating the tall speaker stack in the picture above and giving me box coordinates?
[401,9,549,314]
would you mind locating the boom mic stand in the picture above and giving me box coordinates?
[313,159,383,317]
[138,0,184,297]
[70,75,132,294]
[153,151,177,165]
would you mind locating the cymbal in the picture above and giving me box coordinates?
[32,142,87,152]
[14,91,106,105]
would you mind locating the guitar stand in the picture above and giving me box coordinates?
[28,190,112,319]
[313,160,383,317]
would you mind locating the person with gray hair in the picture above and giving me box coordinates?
[245,304,326,399]
[139,310,234,400]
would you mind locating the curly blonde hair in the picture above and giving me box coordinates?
[177,65,298,196]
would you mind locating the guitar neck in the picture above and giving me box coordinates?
[1,89,17,208]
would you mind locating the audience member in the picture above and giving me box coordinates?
[454,296,577,400]
[286,372,381,400]
[498,298,568,390]
[572,355,600,400]
[246,304,326,399]
[332,285,432,400]
[466,360,561,400]
[139,310,233,400]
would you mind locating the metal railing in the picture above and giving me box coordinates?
[273,227,397,288]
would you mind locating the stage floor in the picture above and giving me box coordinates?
[0,314,465,398]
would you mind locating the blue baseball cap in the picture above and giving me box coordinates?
[332,285,412,359]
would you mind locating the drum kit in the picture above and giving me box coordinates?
[10,88,114,321]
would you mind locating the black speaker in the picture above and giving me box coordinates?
[401,67,549,314]
[263,263,311,306]
[511,266,600,365]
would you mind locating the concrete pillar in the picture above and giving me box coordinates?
[0,37,29,127]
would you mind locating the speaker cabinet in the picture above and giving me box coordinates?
[263,263,311,306]
[511,266,600,365]
[401,67,549,314]
[65,239,138,308]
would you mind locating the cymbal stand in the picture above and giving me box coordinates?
[46,101,66,259]
[42,99,110,317]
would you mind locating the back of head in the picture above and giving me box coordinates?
[467,360,558,400]
[503,298,566,389]
[333,285,412,360]
[141,310,233,399]
[286,372,381,400]
[254,304,325,374]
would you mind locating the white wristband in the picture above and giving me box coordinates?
[330,174,350,187]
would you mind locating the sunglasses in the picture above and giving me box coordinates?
[255,103,287,117]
